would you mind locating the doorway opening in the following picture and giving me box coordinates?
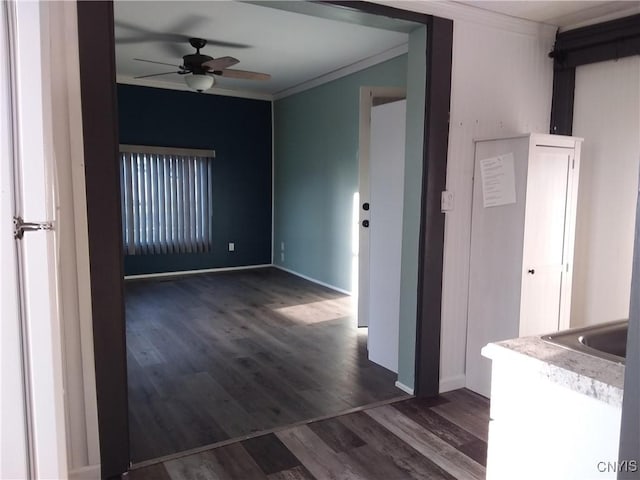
[115,1,417,464]
[77,1,452,475]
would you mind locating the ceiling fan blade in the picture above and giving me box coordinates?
[216,69,271,81]
[134,71,180,79]
[134,58,181,68]
[202,56,239,71]
[169,15,210,38]
[115,20,251,49]
[202,38,251,49]
[164,40,190,57]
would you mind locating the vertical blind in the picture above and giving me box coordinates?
[120,145,214,255]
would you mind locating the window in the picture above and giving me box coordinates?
[120,145,214,255]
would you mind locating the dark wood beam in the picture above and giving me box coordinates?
[414,16,453,396]
[76,1,130,477]
[549,13,640,134]
[554,13,640,54]
[562,38,640,69]
[550,66,575,136]
[550,13,640,69]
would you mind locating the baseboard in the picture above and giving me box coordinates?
[124,264,272,281]
[439,374,466,393]
[273,265,351,295]
[69,464,100,480]
[394,381,414,395]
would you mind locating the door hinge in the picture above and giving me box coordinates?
[13,216,53,239]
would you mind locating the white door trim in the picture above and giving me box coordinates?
[1,1,29,477]
[47,1,100,471]
[6,1,70,477]
[357,86,406,327]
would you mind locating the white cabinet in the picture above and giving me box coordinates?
[465,134,582,397]
[484,347,622,480]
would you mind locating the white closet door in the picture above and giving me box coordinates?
[465,137,530,397]
[519,147,572,336]
[367,99,406,373]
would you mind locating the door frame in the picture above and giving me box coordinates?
[5,1,71,477]
[76,2,129,478]
[77,1,453,475]
[357,86,406,328]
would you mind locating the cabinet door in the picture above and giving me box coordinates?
[520,146,573,336]
[466,137,531,397]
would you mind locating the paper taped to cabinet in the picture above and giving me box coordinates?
[480,153,516,208]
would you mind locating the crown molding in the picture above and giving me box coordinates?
[560,4,640,32]
[273,43,408,101]
[372,1,558,38]
[115,75,274,101]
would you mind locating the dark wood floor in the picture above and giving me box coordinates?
[128,389,490,479]
[126,268,406,462]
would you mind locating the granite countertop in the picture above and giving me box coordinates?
[482,336,625,407]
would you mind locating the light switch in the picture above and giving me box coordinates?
[441,191,454,212]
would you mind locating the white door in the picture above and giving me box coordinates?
[520,147,573,336]
[1,3,29,476]
[1,2,68,478]
[357,87,405,328]
[367,100,406,373]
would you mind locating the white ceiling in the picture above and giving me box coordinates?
[114,1,411,97]
[115,1,640,98]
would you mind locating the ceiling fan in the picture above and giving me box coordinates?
[134,38,271,92]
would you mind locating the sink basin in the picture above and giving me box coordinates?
[541,320,627,364]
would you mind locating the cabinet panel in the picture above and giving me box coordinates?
[486,356,621,480]
[520,147,572,336]
[465,135,581,397]
[465,137,530,397]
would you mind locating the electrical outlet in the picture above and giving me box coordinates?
[281,241,285,251]
[228,242,235,252]
[280,252,285,262]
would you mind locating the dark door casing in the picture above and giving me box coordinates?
[77,1,129,477]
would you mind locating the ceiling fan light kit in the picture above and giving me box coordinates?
[185,73,214,92]
[133,37,271,92]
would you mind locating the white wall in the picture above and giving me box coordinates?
[571,57,640,328]
[376,1,556,392]
[443,19,555,391]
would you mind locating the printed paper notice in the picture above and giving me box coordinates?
[480,153,516,208]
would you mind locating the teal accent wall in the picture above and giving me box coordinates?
[398,26,427,388]
[273,55,408,292]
